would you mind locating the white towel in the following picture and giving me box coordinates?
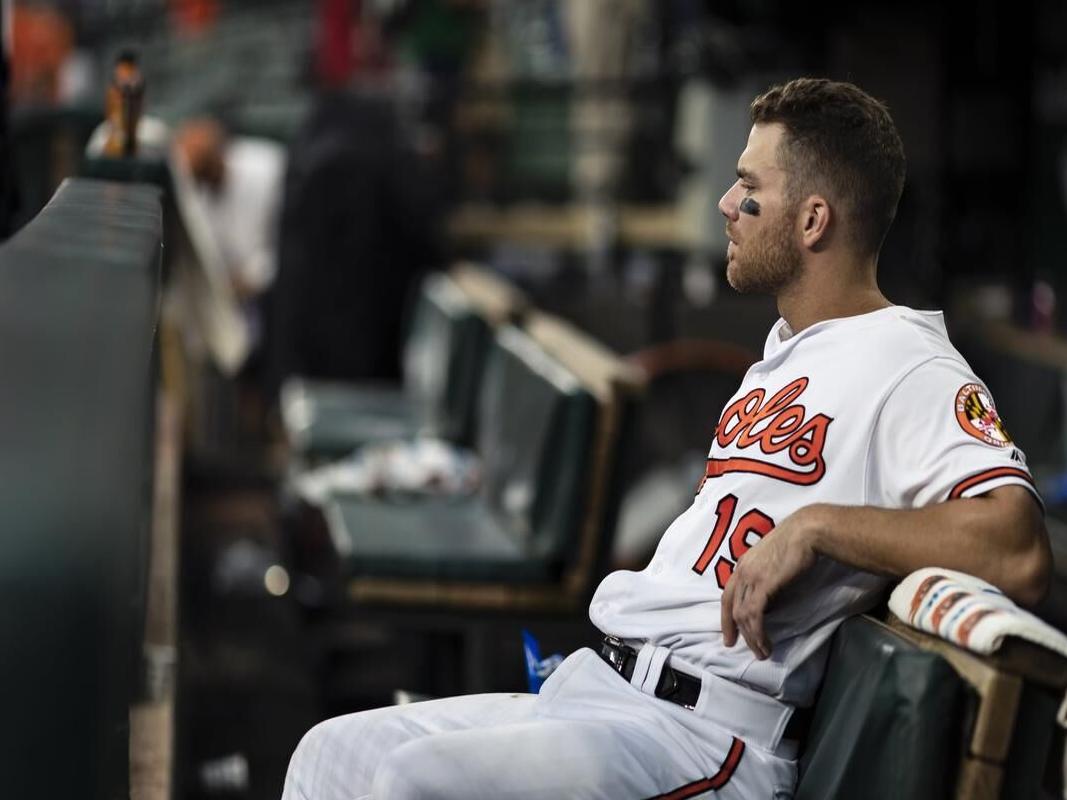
[888,567,1067,658]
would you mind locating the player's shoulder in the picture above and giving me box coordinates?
[815,306,978,408]
[873,309,995,419]
[863,305,968,365]
[762,305,971,382]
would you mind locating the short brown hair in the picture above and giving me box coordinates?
[750,78,906,257]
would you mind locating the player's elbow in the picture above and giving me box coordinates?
[997,497,1050,607]
[978,486,1051,608]
[1005,535,1052,608]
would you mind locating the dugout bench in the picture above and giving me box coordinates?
[310,308,644,612]
[0,178,165,799]
[796,613,1067,800]
[282,261,643,617]
[285,296,643,695]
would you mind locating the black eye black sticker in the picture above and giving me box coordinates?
[739,197,761,216]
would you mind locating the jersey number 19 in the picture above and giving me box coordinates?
[691,494,775,589]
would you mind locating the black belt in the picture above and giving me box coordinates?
[598,636,701,709]
[597,636,809,742]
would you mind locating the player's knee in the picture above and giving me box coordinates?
[283,719,328,798]
[282,716,350,800]
[371,747,435,800]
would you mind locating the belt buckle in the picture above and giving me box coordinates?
[656,668,679,700]
[654,662,698,711]
[658,669,695,710]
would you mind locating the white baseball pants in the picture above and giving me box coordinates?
[282,646,797,800]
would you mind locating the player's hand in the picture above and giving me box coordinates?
[720,506,821,660]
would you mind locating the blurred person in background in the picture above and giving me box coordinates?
[171,116,286,431]
[173,117,286,342]
[268,90,441,393]
[266,1,475,396]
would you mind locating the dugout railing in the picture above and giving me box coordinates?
[0,177,165,799]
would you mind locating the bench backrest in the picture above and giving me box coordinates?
[521,311,646,596]
[797,615,968,800]
[475,311,645,591]
[345,299,643,612]
[402,272,492,443]
[404,263,530,444]
[477,325,597,568]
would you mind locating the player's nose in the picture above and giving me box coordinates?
[718,181,741,220]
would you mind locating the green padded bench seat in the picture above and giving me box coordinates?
[797,615,968,800]
[281,272,488,454]
[317,310,644,612]
[798,613,1067,800]
[883,614,1067,800]
[325,498,558,583]
[323,323,597,584]
[283,265,526,458]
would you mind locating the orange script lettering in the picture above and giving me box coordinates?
[706,377,832,486]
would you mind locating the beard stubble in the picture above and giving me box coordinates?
[726,209,802,295]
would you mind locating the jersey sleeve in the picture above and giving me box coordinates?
[867,357,1042,510]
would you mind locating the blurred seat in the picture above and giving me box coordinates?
[280,263,527,460]
[315,309,644,613]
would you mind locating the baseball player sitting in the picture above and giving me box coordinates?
[282,78,1051,800]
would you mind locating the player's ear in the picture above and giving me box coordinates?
[798,194,831,250]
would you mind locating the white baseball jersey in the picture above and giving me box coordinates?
[590,305,1040,707]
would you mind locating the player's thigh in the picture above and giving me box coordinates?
[283,692,537,800]
[537,648,795,799]
[371,716,744,800]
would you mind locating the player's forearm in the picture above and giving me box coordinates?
[795,488,1051,607]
